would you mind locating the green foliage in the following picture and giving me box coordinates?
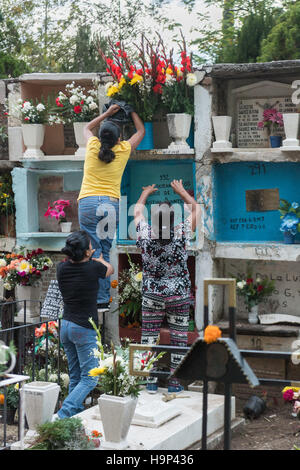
[162,79,194,115]
[29,417,94,450]
[259,1,300,61]
[0,384,19,409]
[0,172,15,215]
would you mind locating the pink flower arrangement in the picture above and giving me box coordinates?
[258,108,284,134]
[44,199,70,223]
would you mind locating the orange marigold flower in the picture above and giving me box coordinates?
[91,430,102,438]
[109,296,112,303]
[111,280,118,288]
[0,393,5,405]
[204,325,222,344]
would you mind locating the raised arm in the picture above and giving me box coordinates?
[92,253,114,278]
[84,104,121,143]
[128,112,146,151]
[134,184,158,227]
[170,179,200,233]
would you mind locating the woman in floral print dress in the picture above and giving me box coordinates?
[134,179,200,392]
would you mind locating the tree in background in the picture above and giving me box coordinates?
[0,10,29,77]
[258,1,300,61]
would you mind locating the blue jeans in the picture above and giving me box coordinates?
[78,196,119,304]
[58,320,99,419]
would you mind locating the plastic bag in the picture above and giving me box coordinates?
[243,395,266,420]
[102,99,134,124]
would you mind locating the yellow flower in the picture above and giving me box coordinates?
[107,85,119,97]
[135,272,143,282]
[130,74,143,86]
[166,67,173,75]
[118,77,126,91]
[18,260,30,274]
[89,367,107,377]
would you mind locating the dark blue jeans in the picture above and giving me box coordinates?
[78,196,119,304]
[58,320,99,418]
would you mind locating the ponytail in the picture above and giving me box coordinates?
[98,121,121,164]
[61,230,90,262]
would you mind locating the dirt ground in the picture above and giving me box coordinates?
[1,399,300,451]
[215,398,300,451]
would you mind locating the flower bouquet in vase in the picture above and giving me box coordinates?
[50,80,100,156]
[258,108,284,148]
[44,199,72,232]
[99,35,166,150]
[88,318,164,449]
[236,271,275,324]
[278,199,300,244]
[14,98,48,158]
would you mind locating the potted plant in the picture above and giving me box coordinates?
[0,249,53,318]
[278,199,300,244]
[236,271,275,324]
[258,108,284,148]
[0,173,15,237]
[28,417,96,450]
[50,80,100,156]
[44,199,72,232]
[99,36,166,150]
[14,98,48,158]
[0,384,19,425]
[160,32,197,151]
[112,253,142,335]
[88,318,164,449]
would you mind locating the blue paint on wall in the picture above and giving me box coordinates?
[213,162,300,242]
[118,159,195,244]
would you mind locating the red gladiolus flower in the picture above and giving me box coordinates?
[116,41,120,47]
[257,285,264,292]
[55,97,63,107]
[153,84,162,94]
[74,105,82,114]
[246,278,253,284]
[80,100,84,105]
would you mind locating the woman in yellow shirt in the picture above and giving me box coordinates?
[78,104,145,311]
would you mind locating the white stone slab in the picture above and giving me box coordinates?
[75,388,235,451]
[259,313,300,325]
[132,399,181,427]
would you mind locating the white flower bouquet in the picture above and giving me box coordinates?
[50,79,100,124]
[15,98,48,124]
[88,318,164,397]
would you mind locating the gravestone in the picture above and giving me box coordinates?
[230,81,297,148]
[40,280,63,319]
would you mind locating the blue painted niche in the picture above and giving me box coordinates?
[213,161,300,243]
[118,159,196,244]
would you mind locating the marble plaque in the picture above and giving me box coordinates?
[237,96,297,148]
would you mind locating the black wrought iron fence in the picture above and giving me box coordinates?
[0,299,64,450]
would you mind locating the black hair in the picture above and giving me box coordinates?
[61,230,90,262]
[151,201,175,245]
[98,121,121,163]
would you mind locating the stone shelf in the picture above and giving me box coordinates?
[210,147,300,162]
[213,242,300,261]
[11,149,195,164]
[17,232,71,252]
[116,243,198,254]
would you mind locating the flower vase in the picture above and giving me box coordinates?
[269,135,282,148]
[60,222,72,233]
[212,116,232,150]
[166,113,192,152]
[248,305,259,324]
[282,113,300,148]
[283,231,295,244]
[98,394,138,450]
[15,284,42,320]
[73,122,89,157]
[22,124,45,158]
[136,122,154,150]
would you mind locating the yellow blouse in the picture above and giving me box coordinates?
[78,136,131,201]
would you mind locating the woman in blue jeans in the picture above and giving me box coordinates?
[78,104,145,311]
[56,231,114,419]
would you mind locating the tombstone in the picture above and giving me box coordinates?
[40,280,63,320]
[229,80,297,148]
